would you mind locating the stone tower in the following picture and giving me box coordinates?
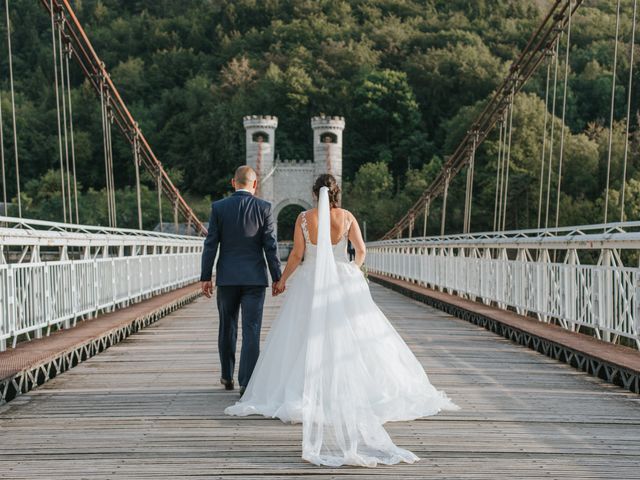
[243,115,345,240]
[311,116,345,189]
[243,115,278,202]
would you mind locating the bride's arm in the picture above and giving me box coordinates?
[275,214,306,292]
[348,213,366,267]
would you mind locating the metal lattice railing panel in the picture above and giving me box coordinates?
[0,218,203,352]
[367,224,640,348]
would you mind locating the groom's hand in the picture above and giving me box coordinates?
[201,281,213,298]
[272,279,285,296]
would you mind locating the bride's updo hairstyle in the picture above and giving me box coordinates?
[313,174,340,208]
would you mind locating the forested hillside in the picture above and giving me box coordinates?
[1,0,638,237]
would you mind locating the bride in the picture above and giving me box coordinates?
[225,174,459,467]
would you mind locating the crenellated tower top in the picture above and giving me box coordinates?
[311,116,345,187]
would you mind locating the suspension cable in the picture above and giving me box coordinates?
[463,152,472,233]
[620,0,637,222]
[440,171,449,236]
[604,0,622,226]
[537,53,553,229]
[133,130,142,230]
[422,200,429,237]
[545,34,562,228]
[499,105,509,231]
[6,0,20,217]
[157,173,163,232]
[0,82,6,213]
[501,88,515,231]
[64,44,79,224]
[106,100,117,227]
[469,133,478,231]
[554,0,573,229]
[463,132,477,233]
[173,200,179,233]
[408,213,414,239]
[493,117,505,231]
[497,112,509,230]
[99,81,111,226]
[50,0,67,222]
[57,15,72,221]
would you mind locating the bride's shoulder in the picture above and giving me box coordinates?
[297,209,313,222]
[337,208,355,220]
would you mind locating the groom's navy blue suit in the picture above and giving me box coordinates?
[200,190,281,387]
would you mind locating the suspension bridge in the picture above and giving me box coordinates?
[0,0,639,478]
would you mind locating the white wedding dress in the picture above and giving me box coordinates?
[225,187,459,467]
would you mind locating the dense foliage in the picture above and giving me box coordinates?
[0,0,638,236]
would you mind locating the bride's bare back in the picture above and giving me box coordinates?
[276,207,367,291]
[299,207,351,245]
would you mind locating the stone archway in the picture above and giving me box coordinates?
[274,198,313,232]
[274,198,312,260]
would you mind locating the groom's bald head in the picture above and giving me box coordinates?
[232,166,258,193]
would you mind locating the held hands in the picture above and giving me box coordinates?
[272,279,286,297]
[201,280,213,298]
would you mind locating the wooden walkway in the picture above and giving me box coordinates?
[1,284,639,479]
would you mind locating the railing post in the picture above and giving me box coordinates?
[6,268,15,351]
[600,249,613,343]
[70,260,76,327]
[565,249,578,331]
[515,249,527,316]
[40,258,48,338]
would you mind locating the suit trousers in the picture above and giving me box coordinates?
[216,285,266,387]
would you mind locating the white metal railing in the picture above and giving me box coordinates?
[0,216,203,351]
[367,222,640,348]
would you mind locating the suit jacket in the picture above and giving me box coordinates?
[200,190,281,286]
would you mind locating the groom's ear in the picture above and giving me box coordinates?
[252,179,257,189]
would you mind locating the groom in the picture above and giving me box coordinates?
[200,166,282,396]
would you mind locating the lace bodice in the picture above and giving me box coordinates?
[300,211,351,264]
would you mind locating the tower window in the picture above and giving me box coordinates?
[252,131,269,142]
[320,132,337,144]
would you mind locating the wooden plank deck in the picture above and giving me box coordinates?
[0,283,639,479]
[370,274,640,393]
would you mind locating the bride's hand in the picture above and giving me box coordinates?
[272,279,286,296]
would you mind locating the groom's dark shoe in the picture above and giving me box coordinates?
[239,386,246,397]
[220,377,234,390]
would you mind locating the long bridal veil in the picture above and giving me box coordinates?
[301,186,419,467]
